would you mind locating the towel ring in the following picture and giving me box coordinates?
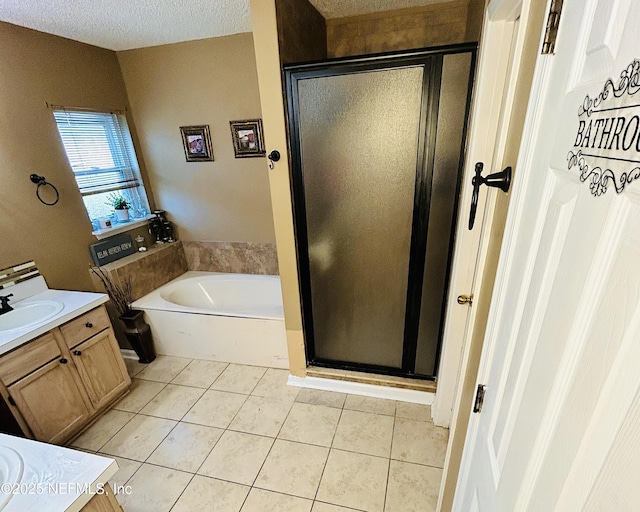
[30,174,60,206]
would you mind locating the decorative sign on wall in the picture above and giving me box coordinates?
[568,60,640,196]
[89,234,136,266]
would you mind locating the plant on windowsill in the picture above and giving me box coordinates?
[90,266,156,364]
[106,193,131,223]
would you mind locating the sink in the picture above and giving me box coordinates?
[0,301,64,333]
[0,444,24,509]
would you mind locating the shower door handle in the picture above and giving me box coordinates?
[468,163,512,230]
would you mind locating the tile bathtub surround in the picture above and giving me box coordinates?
[92,241,188,302]
[182,241,279,275]
[75,355,448,512]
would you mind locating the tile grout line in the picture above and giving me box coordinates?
[382,415,399,512]
[310,396,346,506]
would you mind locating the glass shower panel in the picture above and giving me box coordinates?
[415,52,473,376]
[298,67,424,368]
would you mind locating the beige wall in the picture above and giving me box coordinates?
[251,0,307,376]
[0,22,152,291]
[327,0,473,58]
[117,34,276,245]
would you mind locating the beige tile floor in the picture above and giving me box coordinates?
[69,355,448,512]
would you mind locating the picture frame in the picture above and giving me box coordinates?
[229,119,266,158]
[180,125,214,162]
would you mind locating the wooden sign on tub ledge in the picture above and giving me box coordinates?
[89,234,136,266]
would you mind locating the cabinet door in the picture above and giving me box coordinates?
[9,358,92,444]
[71,330,131,410]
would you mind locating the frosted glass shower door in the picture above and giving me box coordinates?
[296,67,425,369]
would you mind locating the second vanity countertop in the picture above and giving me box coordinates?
[0,290,108,357]
[0,433,118,512]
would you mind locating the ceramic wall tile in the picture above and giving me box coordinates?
[95,241,188,302]
[183,241,279,275]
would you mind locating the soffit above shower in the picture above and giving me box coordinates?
[308,0,457,20]
[0,0,456,51]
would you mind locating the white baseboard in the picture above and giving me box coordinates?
[288,375,435,405]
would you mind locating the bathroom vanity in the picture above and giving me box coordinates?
[0,288,131,445]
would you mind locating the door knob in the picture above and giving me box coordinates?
[268,150,281,170]
[469,163,512,230]
[457,294,473,305]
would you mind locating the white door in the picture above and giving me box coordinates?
[455,0,640,509]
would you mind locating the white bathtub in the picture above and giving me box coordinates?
[131,271,289,368]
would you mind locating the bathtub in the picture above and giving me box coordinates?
[131,271,289,368]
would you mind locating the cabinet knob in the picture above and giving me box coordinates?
[85,322,93,328]
[73,350,82,356]
[60,358,68,364]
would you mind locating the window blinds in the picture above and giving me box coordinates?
[53,110,141,196]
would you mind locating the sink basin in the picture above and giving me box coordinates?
[0,444,24,509]
[0,301,64,333]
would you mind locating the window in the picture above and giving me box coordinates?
[53,109,150,226]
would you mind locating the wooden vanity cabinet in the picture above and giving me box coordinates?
[70,329,130,410]
[8,356,92,443]
[0,305,131,444]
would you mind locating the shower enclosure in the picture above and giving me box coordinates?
[285,44,476,379]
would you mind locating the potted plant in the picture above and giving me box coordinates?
[90,267,156,363]
[106,193,130,222]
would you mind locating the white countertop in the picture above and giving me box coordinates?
[0,433,118,512]
[0,290,108,357]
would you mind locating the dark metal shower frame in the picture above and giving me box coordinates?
[284,43,477,380]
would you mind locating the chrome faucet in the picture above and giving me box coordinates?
[0,293,13,315]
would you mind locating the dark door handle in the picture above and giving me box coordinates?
[60,358,68,364]
[85,322,93,328]
[469,163,512,230]
[73,350,82,356]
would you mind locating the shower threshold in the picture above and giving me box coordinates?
[306,366,437,393]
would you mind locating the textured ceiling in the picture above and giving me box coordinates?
[0,0,252,51]
[0,0,453,51]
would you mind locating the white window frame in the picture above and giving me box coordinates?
[52,107,152,238]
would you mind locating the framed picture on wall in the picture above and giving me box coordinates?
[229,119,266,158]
[180,125,214,162]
